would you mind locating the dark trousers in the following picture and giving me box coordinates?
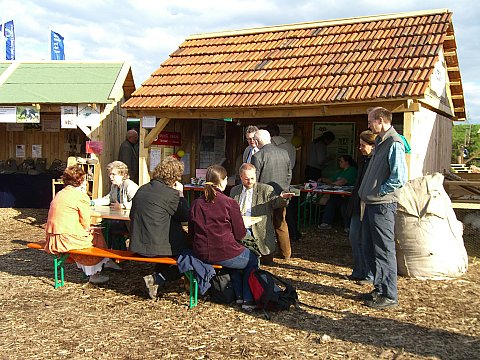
[154,264,182,282]
[362,203,398,300]
[321,194,349,228]
[285,198,300,241]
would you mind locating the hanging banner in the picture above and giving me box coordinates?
[16,106,40,123]
[77,103,100,127]
[61,105,77,128]
[0,106,16,123]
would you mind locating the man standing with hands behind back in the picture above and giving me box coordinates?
[251,129,292,261]
[358,107,407,309]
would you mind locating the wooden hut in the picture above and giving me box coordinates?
[0,61,135,207]
[123,9,466,184]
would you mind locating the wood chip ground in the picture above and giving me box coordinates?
[0,208,478,359]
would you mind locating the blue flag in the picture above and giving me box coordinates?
[51,30,65,60]
[4,20,15,60]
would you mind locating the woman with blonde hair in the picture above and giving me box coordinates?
[44,165,116,284]
[91,161,139,249]
[189,165,259,311]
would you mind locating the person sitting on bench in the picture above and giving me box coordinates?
[91,161,139,249]
[44,165,118,284]
[189,165,259,311]
[129,156,190,299]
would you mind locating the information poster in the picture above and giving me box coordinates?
[16,145,25,158]
[32,145,42,158]
[312,122,355,177]
[149,146,161,172]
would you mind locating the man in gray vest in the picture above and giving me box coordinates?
[358,107,407,309]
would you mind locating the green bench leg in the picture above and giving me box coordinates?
[53,254,69,289]
[184,270,198,308]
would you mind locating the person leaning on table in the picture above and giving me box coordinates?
[189,165,259,311]
[91,161,139,250]
[129,156,190,299]
[44,165,119,285]
[230,163,294,266]
[91,161,139,210]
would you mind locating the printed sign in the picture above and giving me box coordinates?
[152,131,181,146]
[0,106,16,123]
[61,106,77,128]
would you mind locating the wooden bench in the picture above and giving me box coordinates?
[27,242,221,308]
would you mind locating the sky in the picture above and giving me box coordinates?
[2,0,480,123]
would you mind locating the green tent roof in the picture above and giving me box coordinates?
[0,62,131,104]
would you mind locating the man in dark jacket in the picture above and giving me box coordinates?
[118,129,139,184]
[129,157,189,299]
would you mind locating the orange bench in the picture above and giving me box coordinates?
[27,242,221,308]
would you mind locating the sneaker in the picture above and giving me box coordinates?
[88,273,109,284]
[241,301,257,311]
[104,259,122,271]
[143,274,159,299]
[318,223,331,230]
[236,298,244,305]
[364,296,398,309]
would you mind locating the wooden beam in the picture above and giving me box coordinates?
[126,100,418,120]
[144,117,170,147]
[138,126,150,186]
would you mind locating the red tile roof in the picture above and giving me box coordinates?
[124,9,466,120]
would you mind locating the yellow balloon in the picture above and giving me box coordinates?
[291,135,303,148]
[177,149,185,158]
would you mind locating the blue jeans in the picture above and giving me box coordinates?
[322,195,349,227]
[362,203,398,300]
[217,248,258,302]
[349,214,373,280]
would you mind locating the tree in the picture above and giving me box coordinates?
[452,124,480,165]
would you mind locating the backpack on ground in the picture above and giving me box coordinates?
[248,269,298,317]
[209,269,236,304]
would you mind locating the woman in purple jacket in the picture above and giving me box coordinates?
[189,165,258,311]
